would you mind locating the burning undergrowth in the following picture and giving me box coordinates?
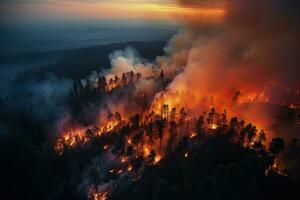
[54,49,298,199]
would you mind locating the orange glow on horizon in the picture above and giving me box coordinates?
[3,1,225,21]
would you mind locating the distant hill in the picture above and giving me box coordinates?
[51,41,166,79]
[12,40,167,82]
[9,41,167,83]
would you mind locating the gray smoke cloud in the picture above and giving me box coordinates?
[150,0,300,139]
[1,73,73,135]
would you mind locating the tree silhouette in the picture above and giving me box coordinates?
[284,139,299,172]
[130,114,140,129]
[148,150,156,164]
[156,119,166,151]
[269,137,285,171]
[269,138,285,156]
[195,116,204,136]
[244,124,257,146]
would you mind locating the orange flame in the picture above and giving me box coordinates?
[184,152,189,158]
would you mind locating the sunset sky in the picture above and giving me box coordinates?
[0,0,224,23]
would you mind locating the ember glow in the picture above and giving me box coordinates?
[184,152,188,158]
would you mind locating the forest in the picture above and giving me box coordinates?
[1,61,299,200]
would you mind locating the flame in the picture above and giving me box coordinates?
[94,192,108,200]
[127,165,133,172]
[55,102,285,199]
[55,119,122,155]
[127,138,132,145]
[190,132,197,138]
[154,155,162,164]
[143,145,151,157]
[103,144,109,150]
[184,152,189,158]
[121,157,127,163]
[88,186,109,200]
[236,90,270,104]
[211,123,218,130]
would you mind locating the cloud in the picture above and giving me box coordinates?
[177,0,225,7]
[0,0,173,6]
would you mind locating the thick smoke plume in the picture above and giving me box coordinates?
[57,0,300,145]
[72,0,300,140]
[150,0,300,138]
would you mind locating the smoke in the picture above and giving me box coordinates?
[150,0,300,138]
[108,47,154,78]
[48,0,300,142]
[74,47,166,128]
[1,73,73,136]
[44,2,300,195]
[33,0,300,141]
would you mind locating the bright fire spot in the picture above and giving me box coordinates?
[127,138,132,144]
[154,155,162,164]
[109,169,114,173]
[121,157,127,163]
[127,165,133,172]
[88,186,108,200]
[64,135,70,141]
[190,132,197,138]
[143,145,151,157]
[95,192,108,200]
[184,152,189,158]
[106,121,118,132]
[103,144,109,150]
[117,169,123,175]
[211,123,218,130]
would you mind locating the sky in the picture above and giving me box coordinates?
[0,0,224,24]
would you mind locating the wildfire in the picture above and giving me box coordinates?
[121,156,127,163]
[43,0,300,195]
[236,90,270,104]
[184,152,189,158]
[55,74,283,199]
[55,119,123,155]
[88,186,109,200]
[190,132,197,139]
[55,102,282,200]
[105,121,118,132]
[143,145,151,157]
[127,138,132,145]
[93,192,108,200]
[154,155,162,164]
[99,192,108,200]
[127,165,133,172]
[211,123,218,130]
